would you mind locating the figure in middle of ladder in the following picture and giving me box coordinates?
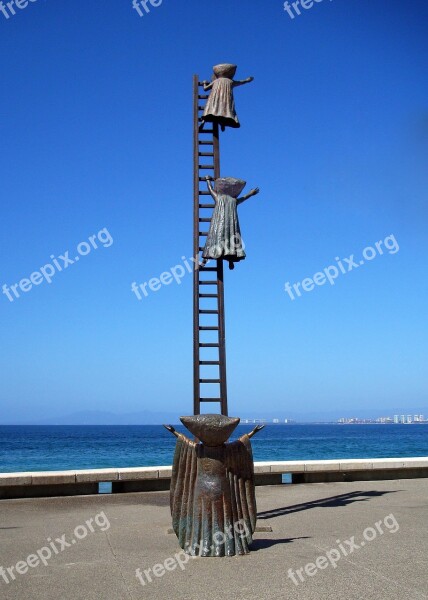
[201,176,260,271]
[200,63,254,132]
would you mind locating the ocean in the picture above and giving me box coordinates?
[0,424,427,473]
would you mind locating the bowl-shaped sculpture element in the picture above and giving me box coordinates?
[180,414,240,446]
[214,177,246,198]
[213,63,237,79]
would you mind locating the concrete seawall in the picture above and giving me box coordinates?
[1,457,428,500]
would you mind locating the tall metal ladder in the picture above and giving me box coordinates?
[193,75,228,417]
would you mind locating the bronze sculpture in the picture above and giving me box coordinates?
[200,63,254,131]
[164,415,264,557]
[164,66,263,558]
[201,176,260,270]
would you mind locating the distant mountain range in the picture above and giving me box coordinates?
[1,407,427,425]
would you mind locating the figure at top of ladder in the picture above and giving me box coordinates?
[199,63,254,132]
[201,176,260,271]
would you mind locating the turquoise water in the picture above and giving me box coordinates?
[0,424,427,473]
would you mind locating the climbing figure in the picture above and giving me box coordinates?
[201,176,260,271]
[200,63,254,132]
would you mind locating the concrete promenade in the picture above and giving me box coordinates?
[0,478,427,600]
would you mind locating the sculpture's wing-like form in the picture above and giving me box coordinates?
[170,431,257,556]
[224,433,257,554]
[170,433,198,551]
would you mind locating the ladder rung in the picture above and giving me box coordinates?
[199,343,220,347]
[199,191,211,196]
[199,176,213,181]
[199,309,219,314]
[199,281,217,285]
[199,152,214,157]
[199,267,217,272]
[199,326,219,331]
[199,165,215,170]
[199,398,222,403]
[199,293,218,298]
[199,141,214,146]
[198,94,209,100]
[200,360,220,365]
[199,204,215,209]
[199,218,211,223]
[200,379,221,384]
[200,129,214,134]
[198,247,204,252]
[199,231,209,236]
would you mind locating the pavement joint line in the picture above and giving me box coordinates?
[105,531,136,600]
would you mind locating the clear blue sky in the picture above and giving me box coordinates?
[0,0,427,423]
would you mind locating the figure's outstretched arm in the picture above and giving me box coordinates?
[164,425,195,447]
[202,80,214,91]
[164,425,180,438]
[246,424,265,439]
[233,76,254,88]
[237,187,260,205]
[205,176,217,202]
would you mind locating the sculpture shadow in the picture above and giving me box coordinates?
[250,536,310,551]
[258,489,401,520]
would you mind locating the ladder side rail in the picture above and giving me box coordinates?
[193,74,201,415]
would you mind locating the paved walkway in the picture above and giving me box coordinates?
[0,479,427,600]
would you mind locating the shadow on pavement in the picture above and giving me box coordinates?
[250,536,311,551]
[257,489,401,520]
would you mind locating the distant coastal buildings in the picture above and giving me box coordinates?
[241,418,296,424]
[338,415,426,424]
[240,415,427,425]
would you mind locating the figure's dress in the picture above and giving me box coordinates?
[170,434,257,556]
[202,194,246,263]
[203,77,240,129]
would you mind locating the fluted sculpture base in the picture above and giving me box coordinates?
[164,414,264,557]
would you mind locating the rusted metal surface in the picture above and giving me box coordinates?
[193,75,228,417]
[164,415,264,556]
[201,177,260,270]
[183,70,261,557]
[200,64,254,131]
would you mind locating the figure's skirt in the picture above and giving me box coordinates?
[202,114,240,129]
